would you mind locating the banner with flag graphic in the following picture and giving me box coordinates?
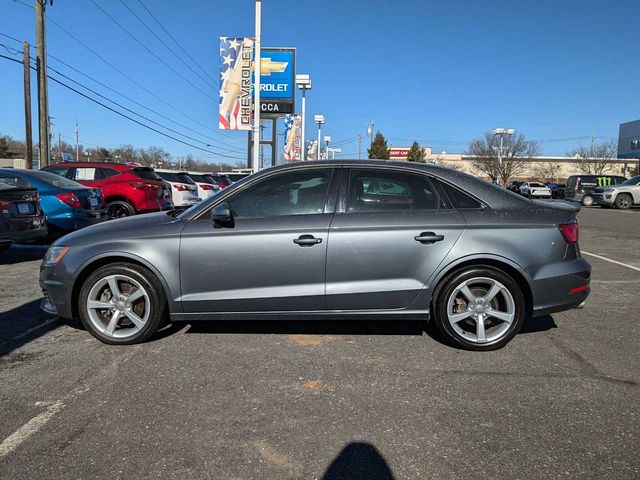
[283,114,302,161]
[219,37,254,130]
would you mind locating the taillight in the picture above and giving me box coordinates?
[558,223,579,244]
[131,182,159,191]
[174,184,189,191]
[201,184,215,190]
[56,192,82,208]
[0,200,12,209]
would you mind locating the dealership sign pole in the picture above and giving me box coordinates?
[252,0,262,172]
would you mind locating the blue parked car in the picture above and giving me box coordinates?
[0,168,108,233]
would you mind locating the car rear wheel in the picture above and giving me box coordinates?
[78,263,166,345]
[433,267,526,351]
[581,195,593,207]
[108,200,135,219]
[614,193,632,210]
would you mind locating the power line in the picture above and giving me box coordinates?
[8,2,239,147]
[135,0,218,87]
[88,0,217,102]
[1,31,243,152]
[117,0,217,91]
[0,53,244,159]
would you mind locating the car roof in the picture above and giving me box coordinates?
[47,162,133,171]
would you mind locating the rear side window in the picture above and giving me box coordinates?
[100,168,119,179]
[156,172,181,183]
[438,181,483,209]
[46,167,73,179]
[133,168,162,181]
[74,167,102,181]
[347,169,444,212]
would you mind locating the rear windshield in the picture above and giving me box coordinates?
[188,174,213,183]
[30,170,83,188]
[529,182,545,187]
[156,171,195,184]
[133,168,162,181]
[0,182,13,190]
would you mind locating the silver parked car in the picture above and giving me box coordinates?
[593,175,640,209]
[40,161,591,351]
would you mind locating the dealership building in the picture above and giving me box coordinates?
[617,119,640,159]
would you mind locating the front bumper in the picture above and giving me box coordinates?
[40,264,73,319]
[593,193,615,206]
[528,257,591,317]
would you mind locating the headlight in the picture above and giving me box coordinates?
[43,246,69,267]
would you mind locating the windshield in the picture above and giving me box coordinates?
[529,182,545,187]
[29,170,84,188]
[621,176,640,186]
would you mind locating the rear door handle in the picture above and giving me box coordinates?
[293,235,322,246]
[414,232,444,244]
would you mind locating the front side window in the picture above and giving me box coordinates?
[347,169,443,212]
[228,169,332,218]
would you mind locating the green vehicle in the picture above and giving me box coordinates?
[564,175,627,206]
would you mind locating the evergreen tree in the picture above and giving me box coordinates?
[368,131,391,159]
[407,140,425,162]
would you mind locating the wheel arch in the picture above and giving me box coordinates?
[426,255,534,317]
[104,195,135,207]
[69,252,175,319]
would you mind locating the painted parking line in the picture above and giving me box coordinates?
[582,251,640,273]
[0,401,64,458]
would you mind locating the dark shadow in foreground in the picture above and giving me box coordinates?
[322,442,395,480]
[521,314,557,334]
[0,299,64,357]
[0,244,49,265]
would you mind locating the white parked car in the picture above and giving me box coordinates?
[186,172,221,200]
[520,182,551,199]
[154,170,201,208]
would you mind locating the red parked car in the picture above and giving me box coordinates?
[43,162,173,218]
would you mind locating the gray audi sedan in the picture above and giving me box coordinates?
[40,161,590,351]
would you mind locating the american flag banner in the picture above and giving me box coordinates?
[283,114,302,161]
[219,37,254,130]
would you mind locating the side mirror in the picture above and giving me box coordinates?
[210,202,234,227]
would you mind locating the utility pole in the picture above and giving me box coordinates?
[358,132,362,160]
[23,41,33,169]
[58,132,61,161]
[35,0,51,168]
[369,121,375,147]
[251,0,262,172]
[74,120,79,161]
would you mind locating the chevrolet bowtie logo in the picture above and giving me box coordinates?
[259,58,288,76]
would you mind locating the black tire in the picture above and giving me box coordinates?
[432,266,526,351]
[581,195,593,207]
[78,262,167,345]
[108,200,135,219]
[614,193,632,210]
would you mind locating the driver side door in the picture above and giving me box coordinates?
[179,167,339,313]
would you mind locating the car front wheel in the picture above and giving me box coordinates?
[433,267,526,351]
[78,263,167,345]
[614,194,632,210]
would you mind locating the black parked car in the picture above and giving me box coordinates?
[0,181,48,251]
[506,181,522,194]
[565,175,626,206]
[546,183,566,199]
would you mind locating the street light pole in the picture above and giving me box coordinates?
[314,115,324,160]
[324,135,331,161]
[252,0,262,172]
[295,74,311,161]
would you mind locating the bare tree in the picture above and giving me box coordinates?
[531,162,562,183]
[567,141,617,175]
[467,131,540,185]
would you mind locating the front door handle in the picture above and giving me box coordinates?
[414,232,444,244]
[293,235,322,246]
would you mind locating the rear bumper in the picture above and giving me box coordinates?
[0,218,48,245]
[528,257,591,317]
[48,208,108,231]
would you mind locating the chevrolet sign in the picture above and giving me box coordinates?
[253,48,295,102]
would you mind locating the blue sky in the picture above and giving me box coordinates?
[1,0,639,165]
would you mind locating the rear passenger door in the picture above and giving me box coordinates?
[325,168,465,310]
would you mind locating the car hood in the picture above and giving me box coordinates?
[54,211,181,246]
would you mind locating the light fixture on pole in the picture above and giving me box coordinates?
[314,115,324,160]
[252,0,262,173]
[324,135,331,161]
[295,74,311,161]
[491,128,515,165]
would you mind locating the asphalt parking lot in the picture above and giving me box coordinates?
[1,207,639,479]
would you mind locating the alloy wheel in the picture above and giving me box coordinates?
[446,277,516,344]
[86,274,150,339]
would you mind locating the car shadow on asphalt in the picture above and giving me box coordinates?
[0,299,80,357]
[0,245,49,265]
